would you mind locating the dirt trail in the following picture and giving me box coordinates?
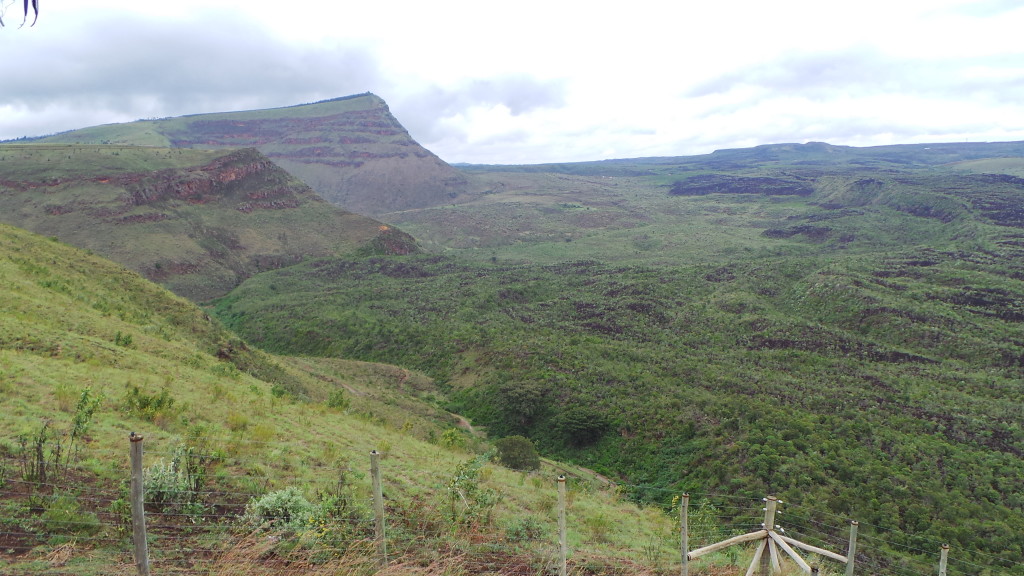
[451,413,479,436]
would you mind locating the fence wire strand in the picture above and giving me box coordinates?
[2,440,1022,576]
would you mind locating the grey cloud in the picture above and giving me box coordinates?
[688,48,907,100]
[688,47,1024,108]
[1,10,386,138]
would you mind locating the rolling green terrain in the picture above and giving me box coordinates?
[213,142,1024,570]
[0,144,411,301]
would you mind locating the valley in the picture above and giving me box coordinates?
[2,99,1023,575]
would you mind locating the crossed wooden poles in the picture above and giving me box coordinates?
[682,495,859,576]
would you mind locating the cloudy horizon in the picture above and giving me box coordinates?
[1,0,1022,164]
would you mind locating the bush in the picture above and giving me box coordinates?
[244,486,314,528]
[146,459,191,506]
[447,452,498,526]
[122,384,177,422]
[494,435,540,471]
[440,428,465,449]
[505,516,547,542]
[144,444,208,516]
[326,388,349,410]
[41,493,101,536]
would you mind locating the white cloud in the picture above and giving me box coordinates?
[2,0,1023,162]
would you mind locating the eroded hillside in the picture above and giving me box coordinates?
[0,144,414,300]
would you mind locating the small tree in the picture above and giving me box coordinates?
[494,435,541,471]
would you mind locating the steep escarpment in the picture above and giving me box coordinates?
[0,145,413,301]
[42,93,469,217]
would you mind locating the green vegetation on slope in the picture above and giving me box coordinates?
[214,166,1024,570]
[0,144,410,301]
[2,223,745,576]
[7,128,1024,574]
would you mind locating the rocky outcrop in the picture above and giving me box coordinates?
[0,144,413,302]
[158,94,468,217]
[124,149,279,207]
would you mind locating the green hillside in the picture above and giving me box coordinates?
[0,144,412,301]
[35,94,469,216]
[3,222,734,576]
[213,145,1024,571]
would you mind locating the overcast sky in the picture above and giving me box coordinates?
[2,0,1023,164]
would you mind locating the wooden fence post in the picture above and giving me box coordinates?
[845,520,858,576]
[939,544,949,576]
[680,493,690,576]
[558,475,567,576]
[370,450,387,567]
[760,496,778,576]
[129,432,150,576]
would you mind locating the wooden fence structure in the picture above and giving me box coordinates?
[124,433,968,576]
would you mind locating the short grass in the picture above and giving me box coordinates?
[0,144,220,178]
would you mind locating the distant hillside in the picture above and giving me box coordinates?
[458,140,1024,176]
[36,93,469,217]
[0,144,415,300]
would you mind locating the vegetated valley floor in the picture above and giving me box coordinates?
[213,148,1024,569]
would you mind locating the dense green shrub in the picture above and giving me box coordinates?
[494,435,540,471]
[122,384,177,422]
[214,245,1024,565]
[553,405,609,446]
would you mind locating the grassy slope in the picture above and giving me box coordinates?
[0,144,403,301]
[214,153,1024,570]
[0,223,736,576]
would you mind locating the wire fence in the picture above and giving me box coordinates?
[0,433,1021,576]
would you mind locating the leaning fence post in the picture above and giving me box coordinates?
[129,432,150,576]
[939,544,949,576]
[680,493,690,576]
[558,475,567,576]
[370,449,387,567]
[845,520,858,576]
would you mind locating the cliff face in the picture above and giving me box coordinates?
[124,149,279,206]
[156,94,468,217]
[0,145,410,302]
